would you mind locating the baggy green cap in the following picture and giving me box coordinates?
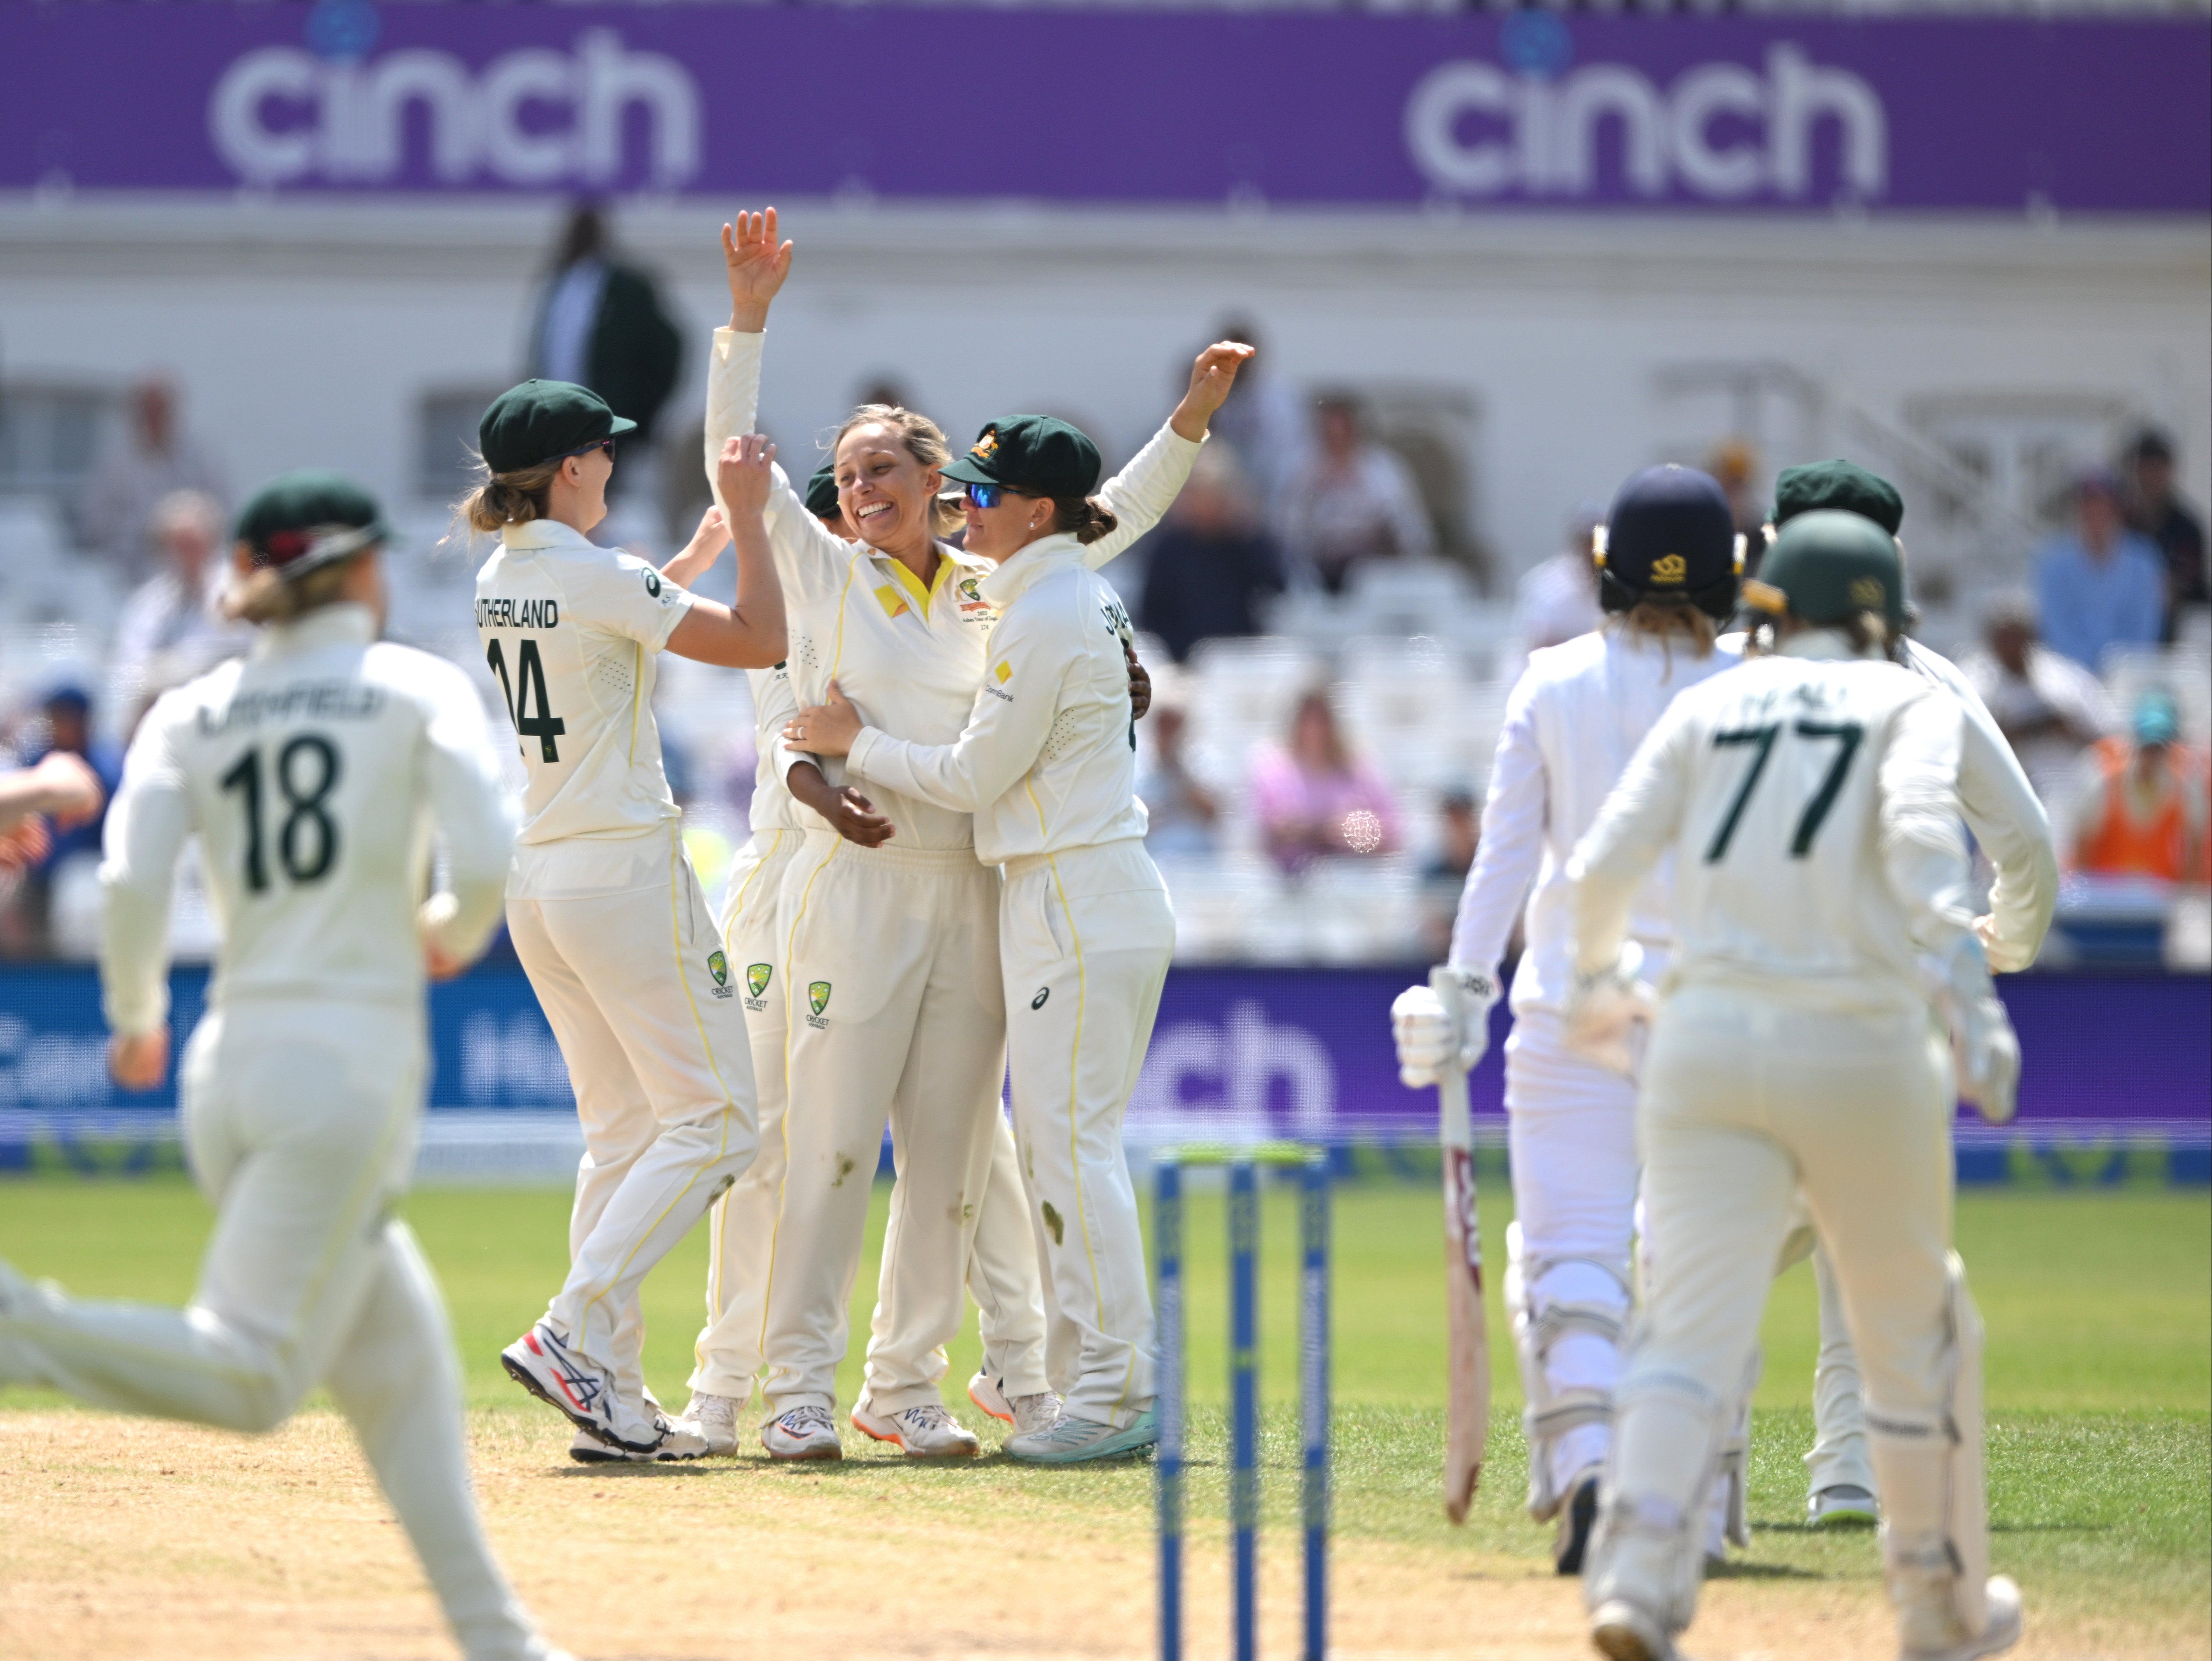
[1773,460,1904,536]
[939,415,1102,501]
[478,379,636,474]
[234,470,391,578]
[1742,509,1905,633]
[804,462,841,519]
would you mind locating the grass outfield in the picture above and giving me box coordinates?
[0,1176,2205,1657]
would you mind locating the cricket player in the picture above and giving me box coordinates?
[1392,464,1745,1570]
[675,460,1059,1455]
[469,377,788,1459]
[0,473,567,1661]
[1568,510,2022,1661]
[703,212,1214,1461]
[786,359,1252,1463]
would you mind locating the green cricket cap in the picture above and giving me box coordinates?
[804,462,841,519]
[234,470,391,577]
[1773,460,1904,537]
[939,415,1101,500]
[1742,509,1906,633]
[478,379,636,474]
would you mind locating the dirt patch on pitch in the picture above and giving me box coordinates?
[0,1410,2190,1661]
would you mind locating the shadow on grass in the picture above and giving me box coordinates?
[1704,1559,1830,1581]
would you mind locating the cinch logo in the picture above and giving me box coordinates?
[209,28,700,189]
[1405,42,1886,203]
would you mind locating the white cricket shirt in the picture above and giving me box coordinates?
[473,518,696,895]
[1572,632,1973,1012]
[99,605,515,1035]
[746,660,800,834]
[1450,627,1742,1016]
[845,539,1147,865]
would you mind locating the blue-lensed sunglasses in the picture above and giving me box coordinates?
[964,481,1008,510]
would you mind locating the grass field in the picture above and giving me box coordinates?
[0,1174,2205,1660]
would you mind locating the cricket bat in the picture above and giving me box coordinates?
[1431,965,1489,1524]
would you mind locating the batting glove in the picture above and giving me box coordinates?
[1563,942,1655,1077]
[1929,935,2020,1125]
[1390,970,1499,1088]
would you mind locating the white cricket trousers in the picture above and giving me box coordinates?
[507,829,759,1416]
[1590,982,1970,1633]
[760,832,1014,1417]
[0,1000,547,1661]
[687,830,1051,1403]
[1001,838,1175,1428]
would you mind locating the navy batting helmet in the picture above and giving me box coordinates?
[1598,465,1740,622]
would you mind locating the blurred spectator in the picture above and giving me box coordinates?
[0,744,106,957]
[1705,437,1766,540]
[2067,690,2207,882]
[2122,429,2208,640]
[1417,786,1482,961]
[1960,593,2117,805]
[1250,688,1402,875]
[529,202,683,495]
[77,376,226,574]
[110,489,251,726]
[1199,317,1305,510]
[1514,502,1604,650]
[2035,469,2165,671]
[1136,674,1221,858]
[1279,394,1433,594]
[1137,447,1286,662]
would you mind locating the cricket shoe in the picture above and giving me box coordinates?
[968,1371,1063,1437]
[1589,1596,1690,1661]
[762,1404,843,1461]
[568,1412,714,1464]
[1005,1405,1158,1464]
[1554,1468,1601,1576]
[1808,1483,1879,1528]
[852,1399,981,1458]
[1900,1576,2023,1661]
[500,1321,657,1453]
[672,1390,742,1457]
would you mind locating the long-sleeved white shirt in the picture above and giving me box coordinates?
[1570,633,1973,1013]
[1450,627,1742,1014]
[845,540,1146,864]
[745,660,800,835]
[99,605,515,1036]
[703,327,1202,851]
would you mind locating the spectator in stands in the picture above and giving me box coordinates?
[1960,592,2118,806]
[2123,429,2208,641]
[1279,393,1433,594]
[1418,786,1482,960]
[2068,689,2207,883]
[1514,502,1604,651]
[1136,446,1285,661]
[1136,672,1220,858]
[1705,437,1766,541]
[110,490,250,727]
[1250,687,1402,875]
[529,201,683,499]
[1200,317,1304,510]
[2035,468,2165,671]
[77,376,226,575]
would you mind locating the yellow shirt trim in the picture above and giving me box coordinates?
[878,549,959,617]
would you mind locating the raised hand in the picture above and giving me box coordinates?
[30,751,104,829]
[722,209,793,331]
[1169,341,1256,442]
[716,434,778,521]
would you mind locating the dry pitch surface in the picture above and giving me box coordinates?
[2,1180,2205,1661]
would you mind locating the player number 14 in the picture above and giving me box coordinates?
[486,637,566,763]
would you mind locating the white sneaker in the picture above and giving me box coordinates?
[762,1404,842,1461]
[1901,1576,2023,1661]
[674,1391,742,1457]
[1809,1483,1879,1528]
[501,1321,657,1452]
[1005,1406,1158,1464]
[968,1371,1062,1437]
[852,1400,981,1458]
[568,1410,711,1463]
[1589,1596,1687,1661]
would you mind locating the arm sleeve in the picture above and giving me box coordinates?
[418,661,519,964]
[1878,688,1977,956]
[1079,424,1206,572]
[753,664,799,750]
[707,327,847,608]
[845,601,1072,813]
[97,702,193,1036]
[1448,669,1548,977]
[1567,704,1695,977]
[584,552,696,651]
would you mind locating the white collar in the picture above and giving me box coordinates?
[252,602,377,658]
[501,518,598,552]
[1779,628,1882,662]
[978,534,1085,610]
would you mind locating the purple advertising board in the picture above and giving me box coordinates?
[1,3,2205,214]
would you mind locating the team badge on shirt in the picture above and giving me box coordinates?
[706,950,733,999]
[746,963,773,999]
[807,980,833,1027]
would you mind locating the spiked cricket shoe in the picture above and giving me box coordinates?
[1005,1405,1158,1464]
[1809,1483,1879,1527]
[852,1400,981,1458]
[1554,1469,1601,1576]
[968,1371,1062,1437]
[1590,1596,1689,1661]
[501,1321,657,1452]
[674,1390,742,1457]
[762,1404,842,1461]
[1901,1576,2023,1661]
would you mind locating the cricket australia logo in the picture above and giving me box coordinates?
[746,963,772,998]
[706,950,733,999]
[807,980,833,1028]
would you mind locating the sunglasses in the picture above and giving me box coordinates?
[964,481,1028,510]
[556,437,618,464]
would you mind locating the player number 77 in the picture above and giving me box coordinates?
[1430,965,1490,1524]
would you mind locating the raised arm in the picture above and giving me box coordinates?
[0,751,104,834]
[1082,342,1254,571]
[668,436,789,669]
